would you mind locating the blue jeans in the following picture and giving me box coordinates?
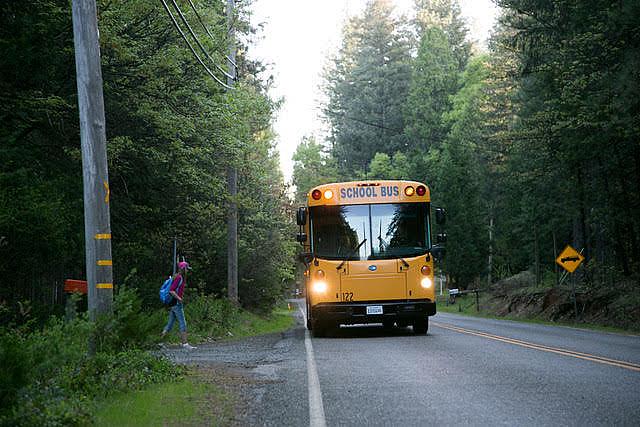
[164,302,187,333]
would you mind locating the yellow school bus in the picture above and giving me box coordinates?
[296,180,446,337]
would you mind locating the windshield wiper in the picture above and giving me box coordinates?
[336,238,367,270]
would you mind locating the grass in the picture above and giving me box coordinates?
[93,302,296,425]
[160,299,298,345]
[227,304,296,339]
[93,376,232,426]
[435,294,638,335]
[436,294,486,315]
[183,303,296,344]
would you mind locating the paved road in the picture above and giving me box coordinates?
[164,300,640,426]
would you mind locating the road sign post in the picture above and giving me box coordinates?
[555,245,585,321]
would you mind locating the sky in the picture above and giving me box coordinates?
[248,0,499,183]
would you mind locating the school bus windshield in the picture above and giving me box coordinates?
[310,203,431,260]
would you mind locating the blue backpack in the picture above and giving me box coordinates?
[160,276,183,305]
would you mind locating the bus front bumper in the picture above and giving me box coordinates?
[311,299,436,325]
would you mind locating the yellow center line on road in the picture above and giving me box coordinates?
[432,321,640,373]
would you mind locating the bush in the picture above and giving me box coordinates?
[0,287,177,426]
[0,317,90,416]
[0,330,31,411]
[185,294,240,339]
[5,383,91,427]
[65,350,177,398]
[1,350,177,427]
[95,286,165,352]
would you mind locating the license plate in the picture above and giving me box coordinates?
[366,305,383,315]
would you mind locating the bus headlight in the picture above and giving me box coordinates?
[421,277,433,289]
[312,281,327,293]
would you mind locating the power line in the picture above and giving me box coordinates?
[325,109,404,132]
[170,0,236,81]
[187,0,237,70]
[159,0,233,90]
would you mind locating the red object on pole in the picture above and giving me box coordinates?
[64,279,88,294]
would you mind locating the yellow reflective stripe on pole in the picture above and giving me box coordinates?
[94,233,111,240]
[96,283,113,289]
[97,260,112,266]
[103,180,110,204]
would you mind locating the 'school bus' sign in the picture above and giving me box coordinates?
[308,181,430,207]
[339,185,400,200]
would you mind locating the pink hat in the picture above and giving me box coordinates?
[178,261,191,270]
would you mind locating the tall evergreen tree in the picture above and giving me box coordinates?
[323,0,412,179]
[414,0,471,71]
[404,26,458,151]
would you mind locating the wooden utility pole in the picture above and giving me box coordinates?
[226,0,238,303]
[72,0,113,321]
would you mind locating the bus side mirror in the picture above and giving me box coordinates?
[296,232,307,243]
[435,207,446,225]
[436,233,447,244]
[296,207,307,226]
[431,244,446,262]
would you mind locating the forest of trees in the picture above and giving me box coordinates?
[0,0,296,315]
[292,0,640,289]
[1,0,639,317]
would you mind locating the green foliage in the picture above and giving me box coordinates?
[93,377,227,427]
[182,296,295,342]
[368,152,411,179]
[65,350,176,399]
[414,0,471,71]
[307,0,640,290]
[404,26,459,150]
[0,0,295,312]
[292,136,338,202]
[0,331,31,412]
[95,286,165,352]
[323,0,413,178]
[490,0,640,280]
[2,349,176,427]
[184,294,240,338]
[0,297,175,426]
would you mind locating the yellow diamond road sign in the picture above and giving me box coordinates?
[556,245,585,273]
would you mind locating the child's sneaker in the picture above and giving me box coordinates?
[182,343,197,350]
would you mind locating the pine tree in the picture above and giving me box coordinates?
[323,0,413,179]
